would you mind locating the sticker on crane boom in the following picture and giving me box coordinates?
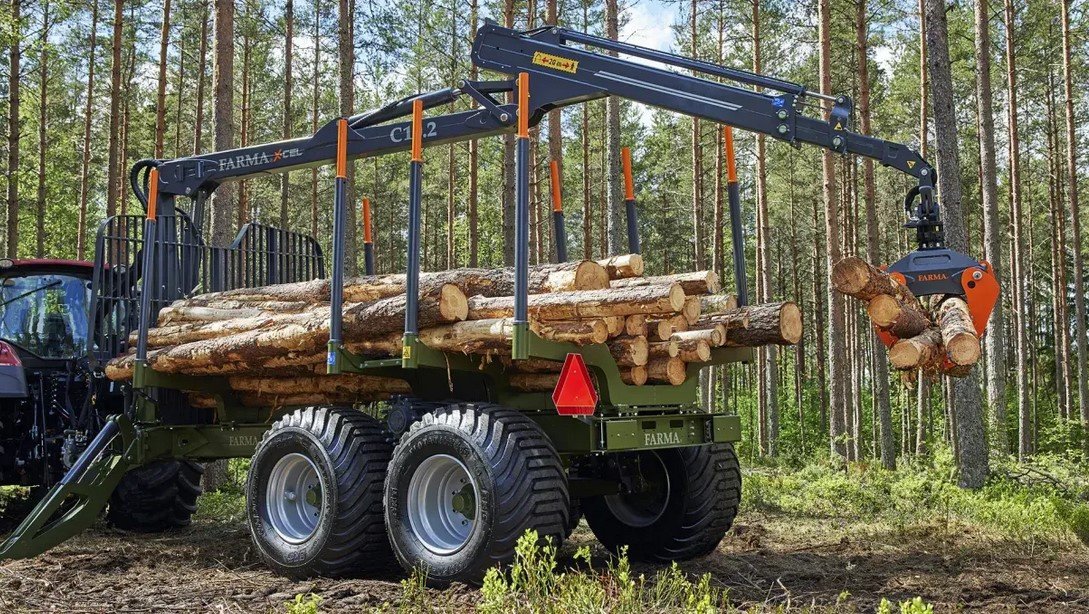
[532,51,579,74]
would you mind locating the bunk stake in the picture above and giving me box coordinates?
[550,159,567,263]
[362,196,375,275]
[512,72,531,360]
[135,167,160,370]
[621,146,640,254]
[403,99,425,368]
[724,126,748,306]
[328,118,349,374]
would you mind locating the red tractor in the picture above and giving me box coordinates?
[0,257,201,530]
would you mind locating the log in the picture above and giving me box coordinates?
[596,254,644,279]
[168,261,610,309]
[501,358,563,373]
[620,366,648,386]
[610,271,719,295]
[508,373,560,392]
[682,296,701,325]
[935,297,981,366]
[646,357,686,385]
[419,318,608,353]
[722,302,803,346]
[624,314,648,337]
[603,316,625,338]
[672,326,725,348]
[466,284,685,321]
[135,312,302,348]
[648,340,680,359]
[694,308,749,332]
[157,305,268,326]
[888,327,944,371]
[343,283,467,336]
[675,338,711,362]
[831,257,918,305]
[647,315,687,342]
[867,294,931,339]
[699,294,739,314]
[609,335,649,367]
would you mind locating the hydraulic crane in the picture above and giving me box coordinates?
[0,21,997,571]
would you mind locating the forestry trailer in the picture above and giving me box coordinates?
[0,22,997,584]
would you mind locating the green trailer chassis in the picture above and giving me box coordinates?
[0,332,746,560]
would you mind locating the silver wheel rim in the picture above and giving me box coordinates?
[406,454,479,555]
[604,452,671,528]
[265,452,323,544]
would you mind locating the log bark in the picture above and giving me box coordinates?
[158,305,269,325]
[603,316,625,338]
[501,358,563,373]
[935,296,981,366]
[596,254,643,279]
[647,357,686,385]
[722,302,803,346]
[699,293,739,314]
[419,317,607,353]
[682,296,702,325]
[508,373,560,392]
[673,326,725,347]
[611,270,719,295]
[466,284,685,321]
[867,294,931,339]
[888,327,944,370]
[647,315,687,342]
[831,256,918,304]
[620,365,648,386]
[675,337,711,362]
[228,374,411,395]
[648,340,680,359]
[609,335,649,367]
[693,308,749,332]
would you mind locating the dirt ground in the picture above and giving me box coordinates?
[1,504,1088,613]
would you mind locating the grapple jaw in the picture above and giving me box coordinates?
[879,247,1000,346]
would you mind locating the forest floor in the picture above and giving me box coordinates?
[1,460,1088,612]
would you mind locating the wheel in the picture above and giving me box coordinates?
[246,406,393,578]
[107,460,203,531]
[582,443,740,562]
[384,403,568,585]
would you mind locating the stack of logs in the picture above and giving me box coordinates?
[105,254,803,407]
[832,257,980,378]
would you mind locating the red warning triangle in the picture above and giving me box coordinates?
[551,353,598,416]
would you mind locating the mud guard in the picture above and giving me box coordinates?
[0,415,136,559]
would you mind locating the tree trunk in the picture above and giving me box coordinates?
[924,0,989,488]
[1003,0,1030,461]
[192,1,208,155]
[309,0,321,237]
[1061,0,1089,448]
[467,0,479,266]
[104,0,122,221]
[76,0,99,260]
[154,0,170,158]
[604,0,624,256]
[209,0,235,246]
[280,0,293,228]
[500,0,515,266]
[4,0,19,257]
[818,0,847,460]
[34,0,48,258]
[973,0,1007,453]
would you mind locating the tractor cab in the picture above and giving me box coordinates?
[0,258,101,487]
[0,259,94,370]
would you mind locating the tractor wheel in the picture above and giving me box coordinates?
[582,443,740,562]
[107,460,203,532]
[384,403,568,586]
[246,406,393,578]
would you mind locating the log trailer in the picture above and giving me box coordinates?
[0,22,997,583]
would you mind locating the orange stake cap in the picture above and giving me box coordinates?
[550,160,563,212]
[362,197,373,243]
[147,167,160,221]
[336,118,348,179]
[411,99,424,162]
[723,126,738,184]
[621,147,635,200]
[517,72,530,138]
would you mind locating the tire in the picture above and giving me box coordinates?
[107,460,203,532]
[384,403,568,585]
[582,443,740,562]
[246,406,393,578]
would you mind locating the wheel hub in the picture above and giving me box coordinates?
[406,454,479,555]
[265,453,323,544]
[604,452,671,528]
